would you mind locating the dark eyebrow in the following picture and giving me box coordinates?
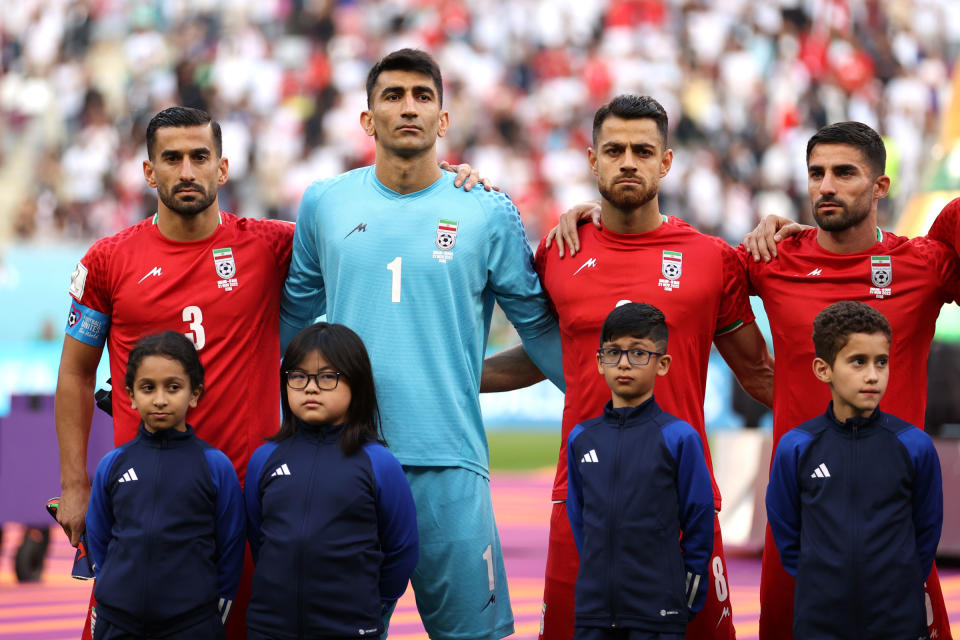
[380,85,436,97]
[160,147,211,158]
[831,163,859,173]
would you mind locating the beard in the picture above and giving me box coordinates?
[811,194,871,232]
[597,177,658,212]
[157,182,216,216]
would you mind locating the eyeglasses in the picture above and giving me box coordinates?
[285,370,343,390]
[597,347,663,367]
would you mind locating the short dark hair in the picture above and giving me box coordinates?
[592,95,668,147]
[600,302,669,352]
[365,48,443,107]
[125,331,204,393]
[145,106,222,160]
[812,301,891,366]
[273,322,384,455]
[806,121,886,177]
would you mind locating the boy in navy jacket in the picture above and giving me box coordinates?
[566,303,715,639]
[766,301,943,639]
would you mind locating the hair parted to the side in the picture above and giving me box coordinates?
[125,331,204,393]
[592,95,668,147]
[273,322,384,455]
[145,106,222,161]
[806,121,886,177]
[600,302,669,352]
[812,301,891,366]
[365,48,443,107]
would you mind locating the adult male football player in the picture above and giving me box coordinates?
[280,49,564,640]
[740,121,958,640]
[482,95,774,640]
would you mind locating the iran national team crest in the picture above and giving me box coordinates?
[213,247,236,278]
[436,219,458,250]
[213,247,239,291]
[661,250,682,281]
[870,255,892,287]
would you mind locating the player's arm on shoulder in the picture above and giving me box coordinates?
[281,184,328,350]
[742,214,810,263]
[901,428,943,579]
[714,322,774,408]
[543,200,602,258]
[764,432,806,576]
[55,334,104,546]
[480,344,547,392]
[439,160,501,192]
[205,449,245,615]
[484,195,565,391]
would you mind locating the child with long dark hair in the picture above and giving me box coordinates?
[85,331,245,639]
[244,322,418,639]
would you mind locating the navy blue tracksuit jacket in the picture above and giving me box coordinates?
[766,405,943,639]
[244,423,418,639]
[86,424,245,636]
[566,398,715,633]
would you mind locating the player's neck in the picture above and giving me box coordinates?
[155,203,221,242]
[374,149,443,195]
[816,214,879,254]
[599,199,663,234]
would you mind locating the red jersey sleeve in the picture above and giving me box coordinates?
[928,197,960,255]
[242,218,295,275]
[70,238,114,315]
[913,235,960,305]
[733,244,760,296]
[715,239,755,335]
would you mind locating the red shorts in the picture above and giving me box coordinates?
[539,501,736,640]
[80,546,254,639]
[759,524,952,639]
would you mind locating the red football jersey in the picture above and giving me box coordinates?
[535,217,756,507]
[742,228,960,445]
[928,197,960,252]
[67,212,293,481]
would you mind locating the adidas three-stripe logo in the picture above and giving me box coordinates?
[117,468,138,483]
[270,464,291,477]
[810,463,831,478]
[580,450,598,464]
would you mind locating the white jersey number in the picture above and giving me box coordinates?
[182,305,206,349]
[712,555,728,602]
[387,257,402,303]
[482,544,495,591]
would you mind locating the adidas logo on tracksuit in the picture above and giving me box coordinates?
[271,463,291,477]
[810,463,831,478]
[580,450,598,464]
[117,468,138,483]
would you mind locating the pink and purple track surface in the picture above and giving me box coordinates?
[2,469,959,639]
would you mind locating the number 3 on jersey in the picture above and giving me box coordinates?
[182,305,205,349]
[387,257,402,303]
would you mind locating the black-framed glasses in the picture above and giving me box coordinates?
[597,347,663,367]
[285,370,343,390]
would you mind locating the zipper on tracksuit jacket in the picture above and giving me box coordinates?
[296,443,320,639]
[141,445,163,619]
[607,412,625,628]
[851,422,861,634]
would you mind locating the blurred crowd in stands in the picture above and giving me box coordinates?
[1,0,958,246]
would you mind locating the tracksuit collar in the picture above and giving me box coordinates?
[826,402,882,431]
[138,422,194,445]
[602,395,660,426]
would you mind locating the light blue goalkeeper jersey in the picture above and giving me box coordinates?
[280,166,564,477]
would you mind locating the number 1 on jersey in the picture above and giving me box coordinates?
[387,257,402,303]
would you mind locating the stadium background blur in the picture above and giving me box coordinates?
[2,0,960,431]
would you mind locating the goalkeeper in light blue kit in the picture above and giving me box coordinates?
[280,48,564,640]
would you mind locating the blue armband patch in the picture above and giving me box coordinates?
[65,300,110,347]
